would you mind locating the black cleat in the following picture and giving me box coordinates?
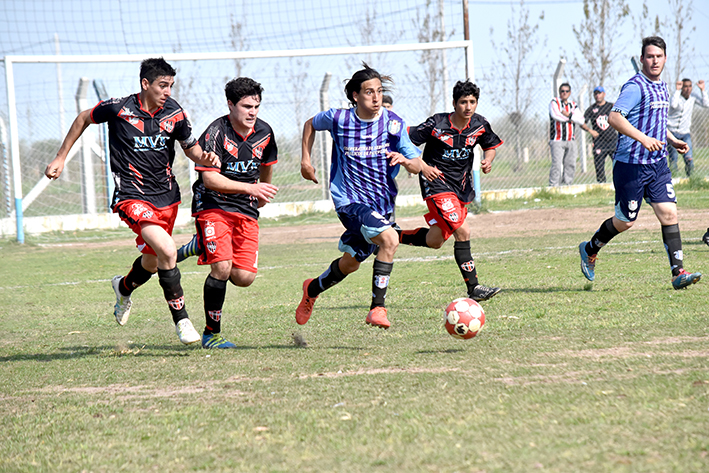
[468,284,501,302]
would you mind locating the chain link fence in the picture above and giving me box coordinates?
[1,60,707,231]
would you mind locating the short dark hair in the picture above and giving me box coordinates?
[344,62,392,106]
[559,83,571,93]
[641,36,666,57]
[682,78,692,83]
[139,58,176,84]
[225,77,263,104]
[382,94,393,106]
[453,80,480,103]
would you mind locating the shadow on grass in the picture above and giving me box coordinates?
[0,343,304,362]
[415,348,465,354]
[501,286,599,294]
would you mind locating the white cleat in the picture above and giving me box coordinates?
[112,275,132,326]
[175,318,200,345]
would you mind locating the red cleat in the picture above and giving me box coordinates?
[365,307,390,329]
[296,279,317,325]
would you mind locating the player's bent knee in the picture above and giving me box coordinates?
[230,269,257,287]
[339,255,361,274]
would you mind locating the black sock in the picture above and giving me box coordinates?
[400,228,429,247]
[586,218,620,255]
[120,256,153,296]
[204,275,227,334]
[454,241,478,292]
[309,258,347,297]
[370,259,393,309]
[157,267,189,324]
[661,224,683,277]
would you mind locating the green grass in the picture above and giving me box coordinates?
[1,194,708,472]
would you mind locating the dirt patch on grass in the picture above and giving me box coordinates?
[36,207,709,249]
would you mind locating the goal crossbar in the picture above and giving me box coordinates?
[2,40,474,243]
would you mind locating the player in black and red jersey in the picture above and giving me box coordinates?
[400,80,503,302]
[45,58,219,345]
[188,77,278,349]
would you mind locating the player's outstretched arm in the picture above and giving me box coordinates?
[300,118,318,183]
[184,143,221,169]
[45,109,93,180]
[667,130,689,154]
[608,111,664,152]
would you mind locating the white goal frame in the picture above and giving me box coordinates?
[2,40,474,242]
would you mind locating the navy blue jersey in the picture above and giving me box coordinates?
[408,112,503,203]
[191,116,278,220]
[91,94,196,209]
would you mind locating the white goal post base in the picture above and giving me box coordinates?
[0,184,618,238]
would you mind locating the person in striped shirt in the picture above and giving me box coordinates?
[296,63,422,329]
[578,36,701,290]
[548,83,592,186]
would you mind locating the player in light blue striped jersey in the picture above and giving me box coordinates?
[296,63,421,329]
[578,36,701,290]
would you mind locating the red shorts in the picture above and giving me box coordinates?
[424,192,468,241]
[195,209,260,273]
[114,200,179,256]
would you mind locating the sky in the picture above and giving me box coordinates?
[1,0,707,142]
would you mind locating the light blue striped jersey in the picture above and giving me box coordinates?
[612,72,670,164]
[312,107,420,215]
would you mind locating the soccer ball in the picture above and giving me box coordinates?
[444,297,485,340]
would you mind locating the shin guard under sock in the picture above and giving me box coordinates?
[309,258,347,297]
[204,275,228,334]
[661,224,683,277]
[400,227,430,247]
[120,256,153,296]
[157,267,188,324]
[453,240,478,292]
[587,217,620,255]
[371,259,393,309]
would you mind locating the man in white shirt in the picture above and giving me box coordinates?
[667,78,708,177]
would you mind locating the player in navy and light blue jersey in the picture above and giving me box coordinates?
[578,37,701,290]
[296,63,421,329]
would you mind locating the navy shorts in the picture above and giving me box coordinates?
[336,203,395,262]
[613,159,676,222]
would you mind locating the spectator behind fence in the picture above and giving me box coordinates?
[667,78,708,177]
[382,94,393,111]
[584,86,618,183]
[548,83,591,186]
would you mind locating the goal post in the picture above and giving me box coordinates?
[2,40,474,242]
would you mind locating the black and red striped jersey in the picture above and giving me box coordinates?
[191,116,278,220]
[408,112,503,203]
[91,94,196,209]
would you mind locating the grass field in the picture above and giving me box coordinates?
[1,190,708,472]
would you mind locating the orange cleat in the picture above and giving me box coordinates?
[365,306,390,329]
[295,279,318,325]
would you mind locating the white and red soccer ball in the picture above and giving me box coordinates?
[444,297,485,340]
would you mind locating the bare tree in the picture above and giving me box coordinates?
[572,0,630,90]
[632,0,662,39]
[484,0,546,172]
[413,0,445,115]
[664,0,695,84]
[229,10,249,79]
